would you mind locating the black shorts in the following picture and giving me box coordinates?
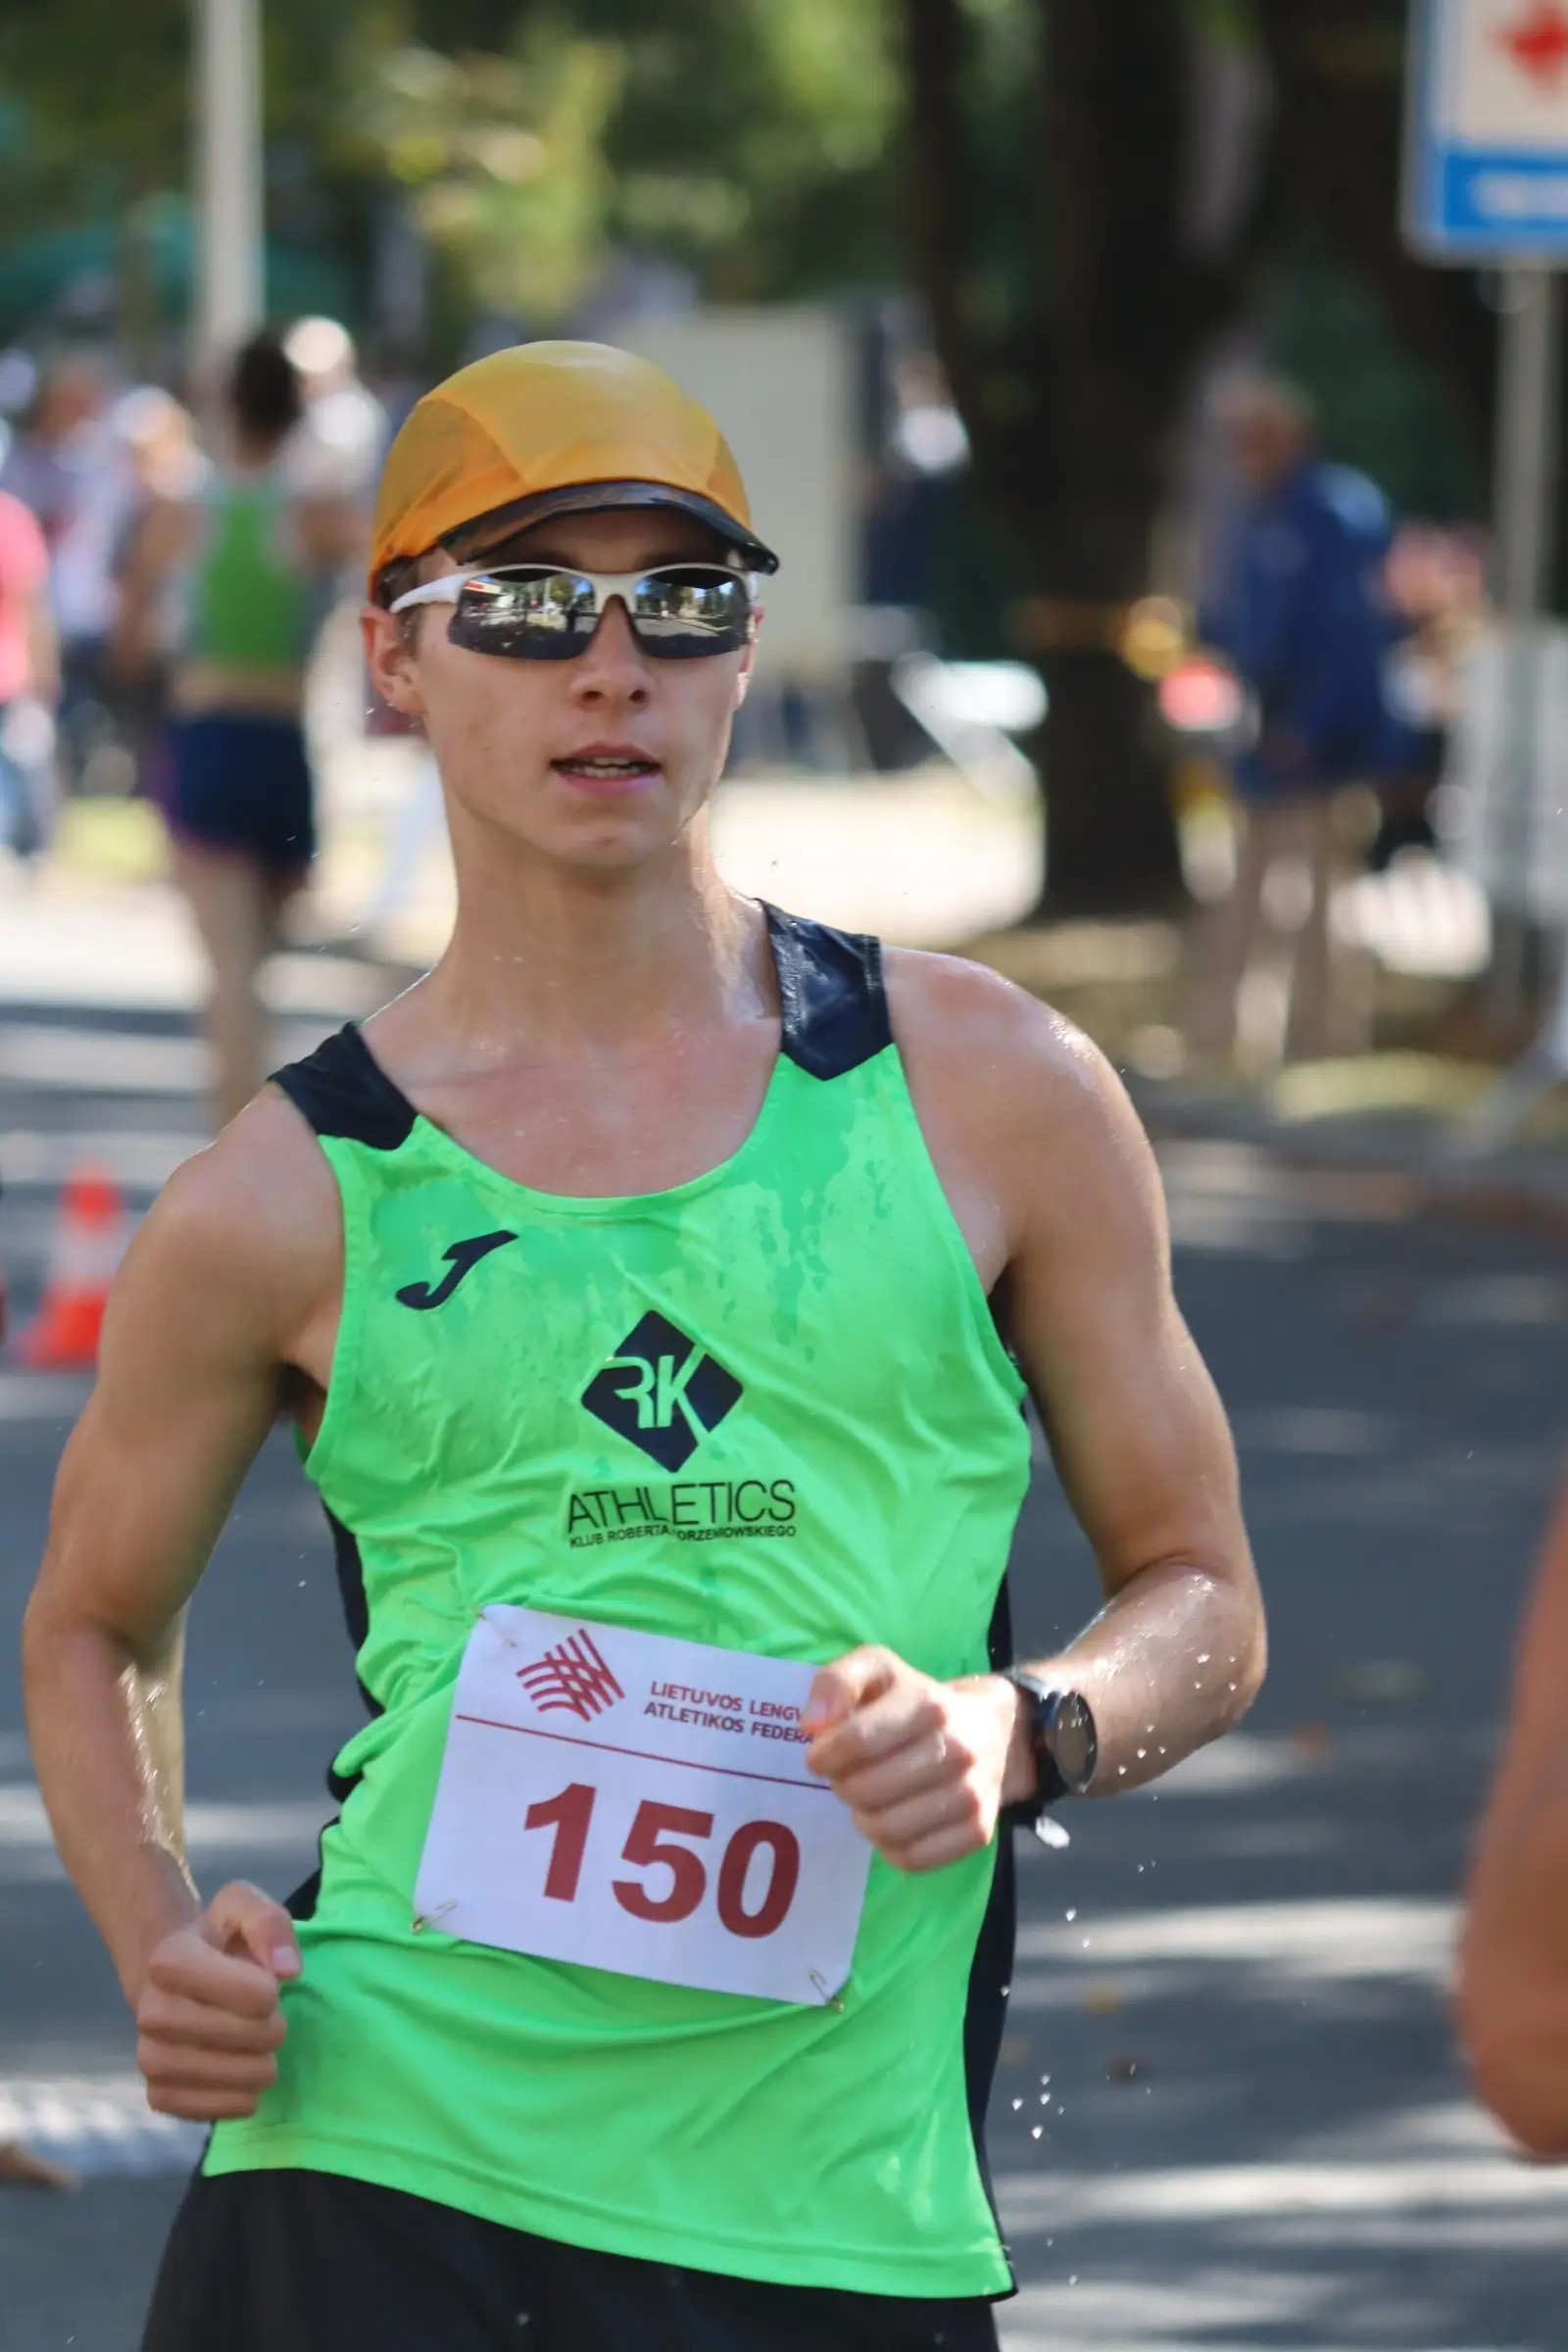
[142,2170,1003,2352]
[165,712,316,873]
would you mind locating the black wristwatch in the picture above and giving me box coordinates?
[1002,1673,1098,1827]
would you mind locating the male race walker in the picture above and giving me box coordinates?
[25,342,1265,2351]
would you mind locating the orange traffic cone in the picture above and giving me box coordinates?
[18,1167,127,1371]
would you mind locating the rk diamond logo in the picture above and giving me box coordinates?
[515,1627,625,1722]
[581,1310,743,1470]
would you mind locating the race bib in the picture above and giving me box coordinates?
[415,1606,874,2005]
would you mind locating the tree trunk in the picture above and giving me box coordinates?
[897,0,1267,915]
[1033,653,1184,914]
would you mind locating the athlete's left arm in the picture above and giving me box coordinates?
[804,958,1264,1871]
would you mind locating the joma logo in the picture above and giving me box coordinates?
[581,1311,742,1470]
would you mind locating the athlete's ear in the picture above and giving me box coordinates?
[363,601,428,720]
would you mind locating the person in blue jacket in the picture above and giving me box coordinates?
[1188,377,1393,1065]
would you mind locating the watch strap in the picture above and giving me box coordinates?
[1002,1669,1071,1818]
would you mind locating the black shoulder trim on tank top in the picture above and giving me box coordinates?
[764,904,892,1081]
[270,1024,417,1151]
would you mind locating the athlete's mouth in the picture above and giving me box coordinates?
[552,746,663,791]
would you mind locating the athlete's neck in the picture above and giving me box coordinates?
[416,824,775,1060]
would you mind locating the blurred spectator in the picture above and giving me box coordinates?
[282,315,429,929]
[0,355,129,789]
[1187,377,1393,1065]
[108,388,210,797]
[1370,522,1488,872]
[0,484,58,858]
[282,317,388,510]
[119,331,362,1126]
[1457,1481,1568,2158]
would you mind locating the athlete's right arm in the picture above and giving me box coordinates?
[22,1095,340,2118]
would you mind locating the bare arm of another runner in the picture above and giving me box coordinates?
[805,959,1265,1869]
[110,496,197,682]
[23,1098,338,2118]
[23,582,58,708]
[293,492,368,573]
[1456,1481,1568,2156]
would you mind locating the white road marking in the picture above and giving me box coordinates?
[0,2073,202,2177]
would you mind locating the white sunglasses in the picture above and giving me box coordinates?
[389,562,759,662]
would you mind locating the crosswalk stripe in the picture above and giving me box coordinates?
[0,2075,202,2177]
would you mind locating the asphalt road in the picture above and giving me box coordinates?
[1,970,1566,2350]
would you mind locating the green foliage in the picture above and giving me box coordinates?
[349,0,899,319]
[0,0,899,338]
[351,24,621,321]
[1264,245,1481,521]
[0,0,372,335]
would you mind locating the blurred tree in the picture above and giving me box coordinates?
[0,0,372,348]
[350,0,897,328]
[349,26,623,327]
[0,0,897,350]
[1255,2,1494,457]
[1263,247,1480,522]
[0,0,1510,921]
[896,0,1502,913]
[898,0,1278,911]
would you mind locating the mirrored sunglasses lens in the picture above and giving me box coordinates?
[631,570,750,657]
[450,570,595,656]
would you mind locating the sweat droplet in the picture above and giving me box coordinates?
[1011,2097,1022,2110]
[1064,1908,1077,1921]
[1031,2125,1043,2138]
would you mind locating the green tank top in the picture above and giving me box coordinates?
[186,468,312,669]
[204,908,1032,2300]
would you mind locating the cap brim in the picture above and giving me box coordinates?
[440,479,780,575]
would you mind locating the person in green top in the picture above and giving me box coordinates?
[117,331,362,1130]
[24,342,1265,2352]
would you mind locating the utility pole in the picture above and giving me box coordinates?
[1494,268,1564,624]
[1488,264,1564,1020]
[1405,1,1568,1042]
[194,0,264,368]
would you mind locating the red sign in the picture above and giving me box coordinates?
[1498,1,1568,84]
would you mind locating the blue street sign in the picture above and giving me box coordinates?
[1406,0,1568,257]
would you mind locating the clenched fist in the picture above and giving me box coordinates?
[802,1646,1027,1872]
[135,1880,301,2121]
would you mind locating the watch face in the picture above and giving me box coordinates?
[1047,1690,1098,1792]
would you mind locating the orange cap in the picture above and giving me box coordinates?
[369,340,778,592]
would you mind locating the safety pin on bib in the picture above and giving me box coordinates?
[474,1604,518,1646]
[412,1900,458,1935]
[808,1971,846,2013]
